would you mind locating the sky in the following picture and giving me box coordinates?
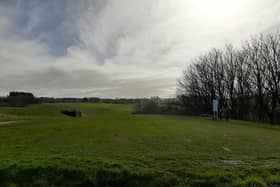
[0,0,280,98]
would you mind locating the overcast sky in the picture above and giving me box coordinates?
[0,0,280,98]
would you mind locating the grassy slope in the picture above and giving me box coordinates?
[0,103,280,186]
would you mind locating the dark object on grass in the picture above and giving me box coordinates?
[61,110,82,117]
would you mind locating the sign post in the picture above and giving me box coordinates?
[213,99,219,119]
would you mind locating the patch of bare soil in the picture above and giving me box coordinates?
[221,160,248,167]
[0,121,25,126]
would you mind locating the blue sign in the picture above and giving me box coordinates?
[213,100,219,112]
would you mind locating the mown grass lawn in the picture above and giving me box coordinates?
[0,103,280,186]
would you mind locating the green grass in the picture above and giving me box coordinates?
[0,103,280,186]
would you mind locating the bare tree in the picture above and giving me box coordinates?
[178,32,280,124]
[244,36,267,121]
[260,34,280,124]
[223,44,237,117]
[235,49,252,120]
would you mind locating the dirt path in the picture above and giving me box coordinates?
[0,121,25,126]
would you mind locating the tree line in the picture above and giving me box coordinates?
[178,33,280,124]
[0,92,156,107]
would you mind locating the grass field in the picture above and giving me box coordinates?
[0,103,280,186]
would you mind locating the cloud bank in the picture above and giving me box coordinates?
[1,0,280,97]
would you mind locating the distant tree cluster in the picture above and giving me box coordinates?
[0,97,5,106]
[38,97,146,104]
[1,92,157,107]
[6,92,37,107]
[179,33,280,124]
[134,97,183,115]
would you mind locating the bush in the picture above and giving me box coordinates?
[266,175,280,186]
[233,176,267,187]
[6,92,37,107]
[136,97,161,114]
[134,97,184,115]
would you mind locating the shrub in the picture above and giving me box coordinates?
[6,92,37,107]
[266,175,280,186]
[136,97,161,114]
[233,176,267,187]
